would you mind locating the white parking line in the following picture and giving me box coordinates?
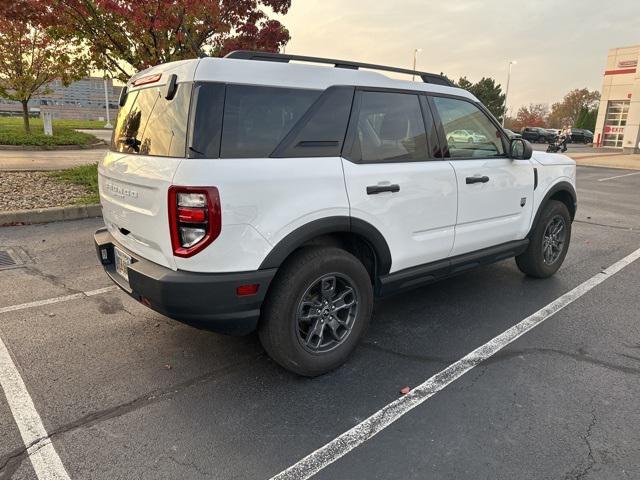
[0,286,117,315]
[0,285,117,479]
[270,247,640,480]
[598,171,640,182]
[0,336,71,479]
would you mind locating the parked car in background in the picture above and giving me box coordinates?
[522,127,555,143]
[446,129,488,144]
[504,129,522,139]
[570,128,594,144]
[545,129,561,142]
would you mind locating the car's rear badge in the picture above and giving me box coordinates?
[106,181,139,200]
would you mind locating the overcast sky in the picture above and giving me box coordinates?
[276,0,640,113]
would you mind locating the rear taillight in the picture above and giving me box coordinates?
[168,186,221,257]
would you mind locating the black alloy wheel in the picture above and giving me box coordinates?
[296,273,358,353]
[542,215,566,265]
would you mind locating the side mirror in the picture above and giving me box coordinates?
[510,138,533,160]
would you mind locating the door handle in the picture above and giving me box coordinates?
[465,176,490,184]
[366,184,400,195]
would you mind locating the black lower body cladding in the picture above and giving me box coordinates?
[94,228,276,335]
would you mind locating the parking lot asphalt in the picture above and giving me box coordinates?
[0,165,639,480]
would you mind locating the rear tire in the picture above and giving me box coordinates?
[259,247,373,377]
[516,200,571,278]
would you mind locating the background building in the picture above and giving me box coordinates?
[0,77,122,121]
[594,45,640,152]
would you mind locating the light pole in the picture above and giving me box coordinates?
[412,48,422,81]
[103,77,112,129]
[502,60,516,127]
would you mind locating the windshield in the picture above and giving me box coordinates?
[111,83,191,157]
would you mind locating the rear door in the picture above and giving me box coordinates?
[99,80,192,269]
[429,95,534,256]
[342,90,457,273]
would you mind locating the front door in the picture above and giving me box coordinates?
[430,95,534,256]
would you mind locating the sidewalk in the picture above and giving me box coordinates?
[0,149,106,171]
[76,129,113,143]
[567,152,640,170]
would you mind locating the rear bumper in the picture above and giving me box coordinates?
[94,228,276,335]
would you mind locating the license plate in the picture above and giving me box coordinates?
[114,247,132,281]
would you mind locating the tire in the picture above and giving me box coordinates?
[516,200,571,278]
[467,137,473,143]
[258,246,373,377]
[447,136,454,145]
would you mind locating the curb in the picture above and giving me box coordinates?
[0,204,102,227]
[574,162,640,171]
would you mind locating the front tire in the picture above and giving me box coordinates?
[259,247,373,377]
[516,200,571,278]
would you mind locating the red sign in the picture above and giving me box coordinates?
[604,68,637,75]
[604,125,625,134]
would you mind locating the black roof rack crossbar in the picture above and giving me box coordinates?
[224,50,454,87]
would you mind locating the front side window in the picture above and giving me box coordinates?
[432,96,505,158]
[111,83,191,157]
[220,85,320,158]
[350,91,428,162]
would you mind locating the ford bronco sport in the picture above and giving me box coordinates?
[95,51,577,376]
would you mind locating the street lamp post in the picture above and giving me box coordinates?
[502,60,516,127]
[412,48,422,81]
[103,77,112,129]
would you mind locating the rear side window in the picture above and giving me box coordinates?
[111,83,191,157]
[189,83,226,158]
[220,85,321,158]
[349,91,428,162]
[432,96,505,159]
[271,86,355,158]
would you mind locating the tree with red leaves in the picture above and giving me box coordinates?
[0,11,88,133]
[48,0,292,82]
[513,103,550,131]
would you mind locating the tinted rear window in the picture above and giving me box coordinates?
[220,85,320,158]
[111,83,191,157]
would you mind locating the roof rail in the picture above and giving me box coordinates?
[224,50,454,87]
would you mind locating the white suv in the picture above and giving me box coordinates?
[95,51,577,376]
